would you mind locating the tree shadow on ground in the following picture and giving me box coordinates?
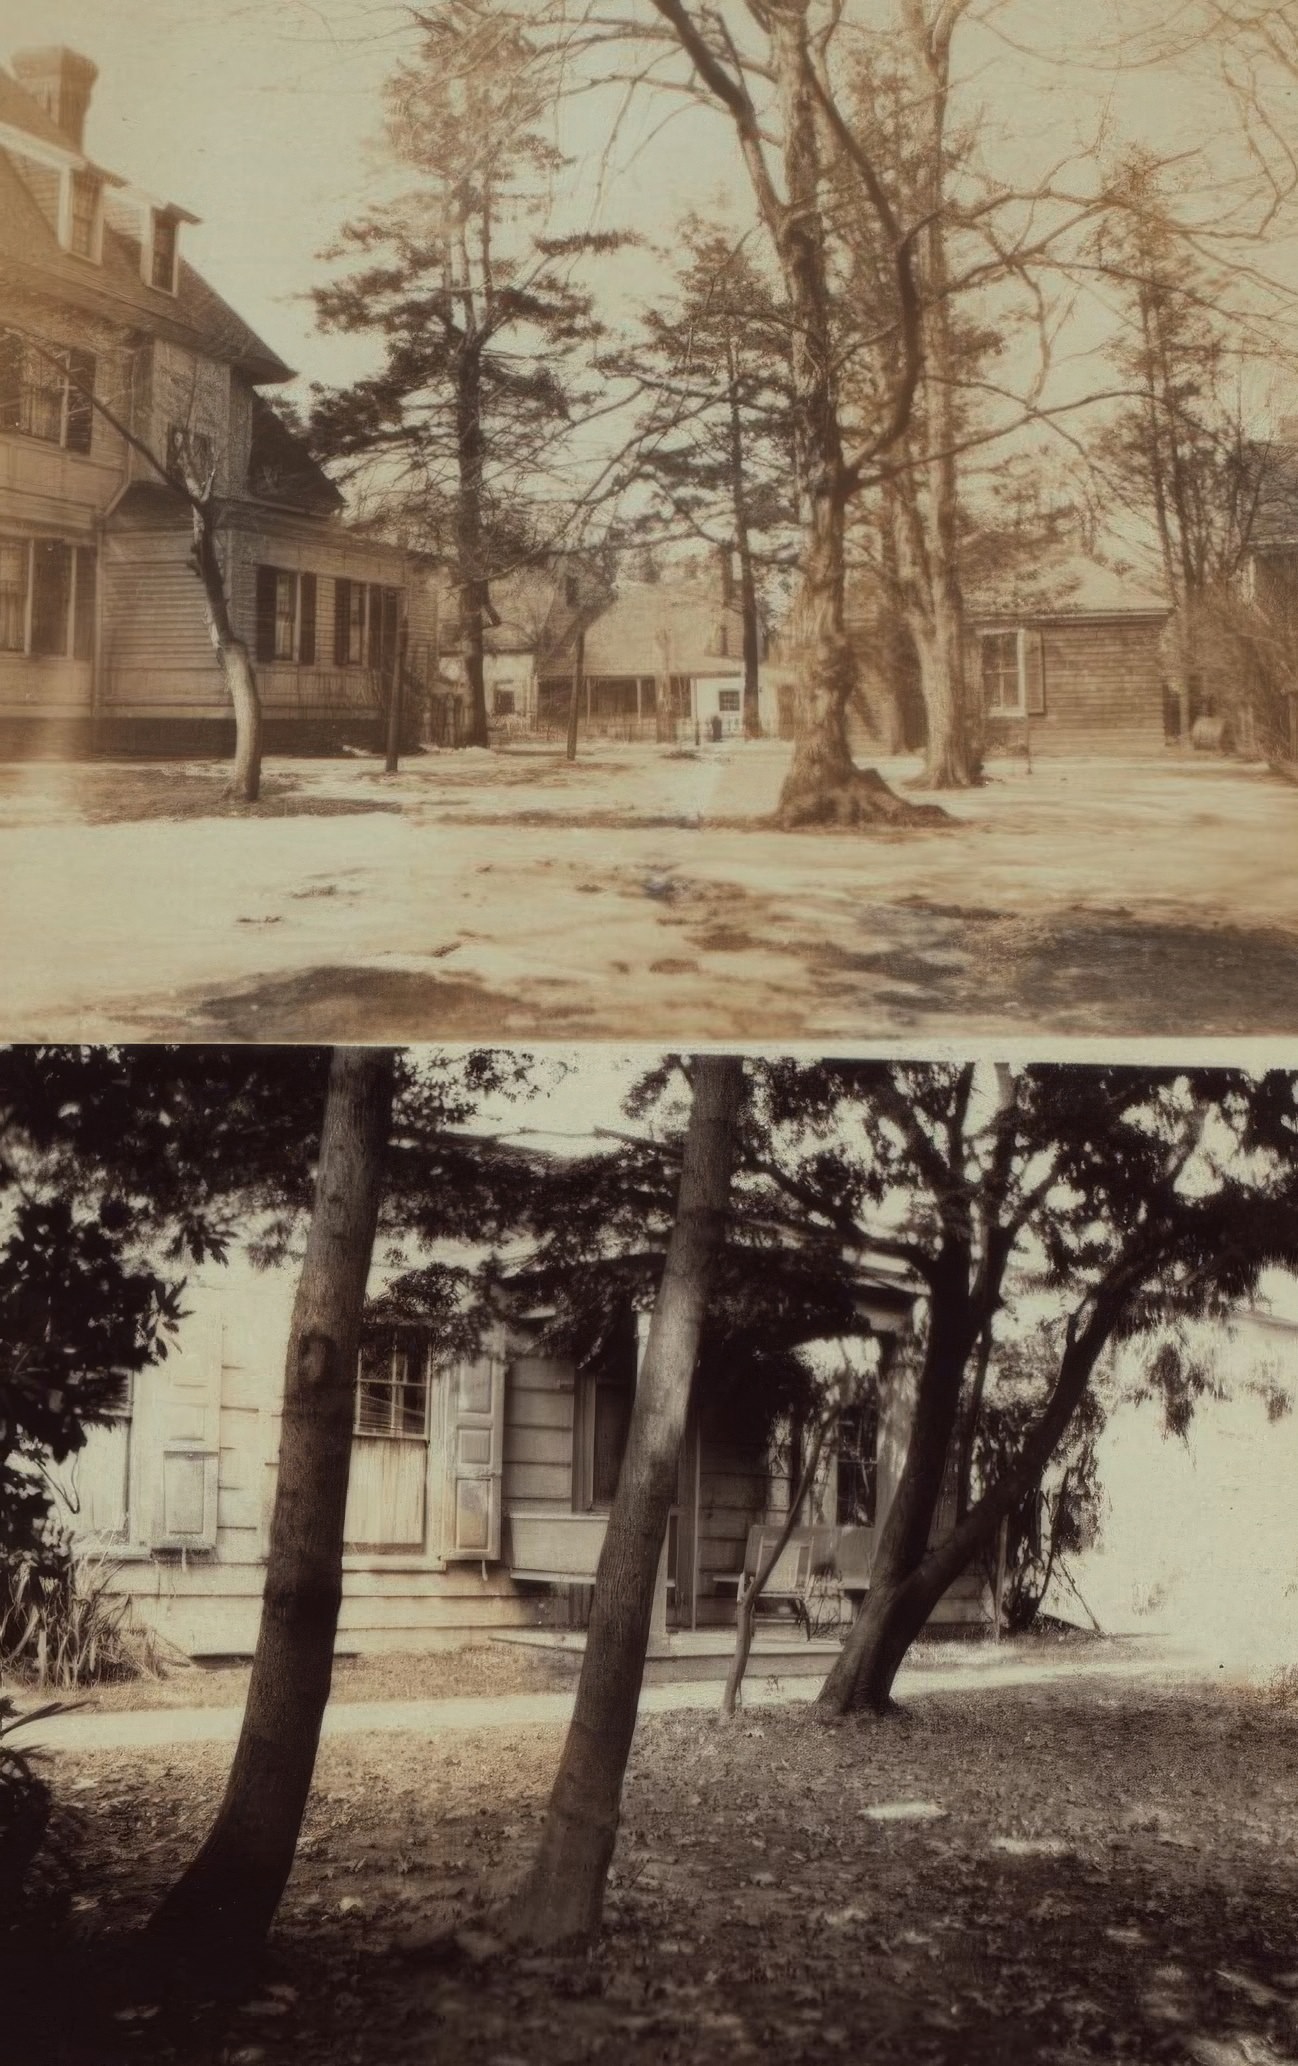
[8,1681,1298,2065]
[810,904,1298,1035]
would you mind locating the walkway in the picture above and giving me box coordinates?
[21,1641,1213,1756]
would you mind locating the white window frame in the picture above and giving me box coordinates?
[146,209,179,295]
[0,536,93,659]
[979,627,1025,715]
[354,1333,432,1442]
[63,168,103,263]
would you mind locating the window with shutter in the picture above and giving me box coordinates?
[254,564,279,663]
[1023,628,1047,716]
[272,570,298,660]
[299,573,317,665]
[30,540,72,656]
[0,332,23,431]
[0,539,28,651]
[980,630,1023,713]
[441,1356,506,1560]
[73,547,96,660]
[334,577,350,665]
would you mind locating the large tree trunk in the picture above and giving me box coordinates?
[148,1047,396,1972]
[818,1257,973,1714]
[456,346,490,749]
[820,1282,1122,1714]
[776,492,940,828]
[190,502,263,804]
[507,1054,744,1949]
[901,0,974,791]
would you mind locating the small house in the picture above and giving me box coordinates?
[56,1256,986,1663]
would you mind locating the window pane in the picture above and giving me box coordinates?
[22,349,63,443]
[273,571,297,660]
[151,213,177,290]
[70,174,98,257]
[30,540,72,656]
[355,1334,429,1440]
[348,585,366,664]
[0,539,28,651]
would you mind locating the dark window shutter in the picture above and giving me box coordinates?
[1024,628,1046,716]
[0,332,22,431]
[73,546,96,660]
[65,350,96,454]
[382,588,399,676]
[334,578,350,665]
[254,564,278,663]
[30,540,72,656]
[299,573,317,665]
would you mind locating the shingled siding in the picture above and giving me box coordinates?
[977,616,1169,756]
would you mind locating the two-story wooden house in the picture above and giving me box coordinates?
[0,45,438,757]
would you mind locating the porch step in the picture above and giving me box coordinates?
[491,1627,849,1685]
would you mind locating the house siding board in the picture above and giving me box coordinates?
[974,616,1167,755]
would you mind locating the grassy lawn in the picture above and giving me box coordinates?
[9,1668,1298,2064]
[0,744,1294,1040]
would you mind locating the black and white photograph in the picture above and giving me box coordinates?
[2,3,1298,2064]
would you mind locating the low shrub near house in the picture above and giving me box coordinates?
[0,1540,165,1689]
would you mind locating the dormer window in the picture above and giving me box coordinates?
[149,210,178,294]
[67,171,102,261]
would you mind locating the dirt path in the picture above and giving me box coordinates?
[18,1640,1210,1754]
[0,747,1293,1041]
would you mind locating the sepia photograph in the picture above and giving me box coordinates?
[2,2,1298,2063]
[0,1,1292,1041]
[2,1044,1298,2062]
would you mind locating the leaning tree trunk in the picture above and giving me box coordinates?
[819,1286,1121,1714]
[148,1047,396,1972]
[190,500,263,804]
[507,1054,744,1949]
[818,1273,973,1715]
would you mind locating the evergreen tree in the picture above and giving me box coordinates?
[310,3,621,745]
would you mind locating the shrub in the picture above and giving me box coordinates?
[0,1539,166,1689]
[0,1695,63,1912]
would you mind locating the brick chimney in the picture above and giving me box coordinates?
[11,47,98,150]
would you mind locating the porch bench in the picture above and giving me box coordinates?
[713,1522,874,1637]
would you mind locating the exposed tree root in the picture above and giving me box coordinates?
[775,763,950,829]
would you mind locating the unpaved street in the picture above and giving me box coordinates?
[1,744,1294,1042]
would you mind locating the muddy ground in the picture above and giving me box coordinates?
[8,1671,1297,2065]
[1,745,1293,1042]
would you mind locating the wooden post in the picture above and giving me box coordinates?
[565,624,584,763]
[384,617,406,775]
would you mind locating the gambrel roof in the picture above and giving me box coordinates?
[0,53,293,385]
